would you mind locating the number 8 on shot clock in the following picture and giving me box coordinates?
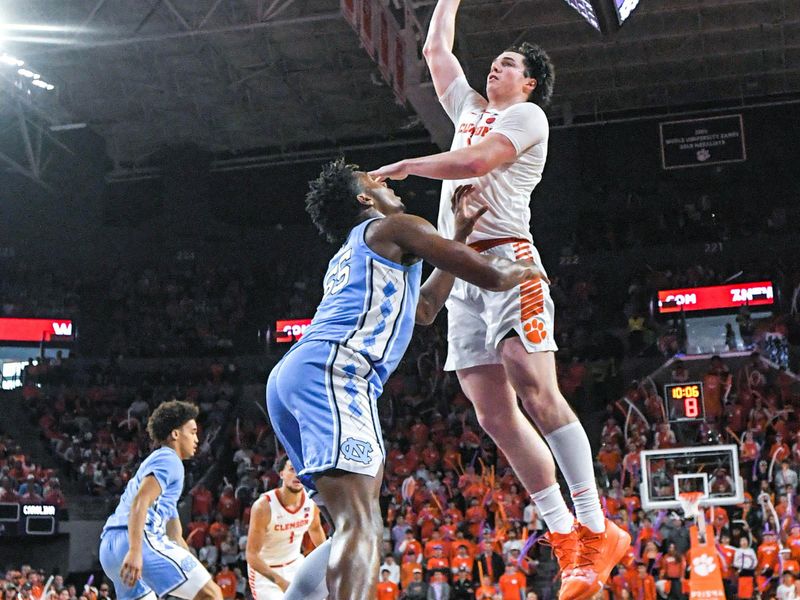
[664,381,705,422]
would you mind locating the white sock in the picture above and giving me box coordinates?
[545,421,605,534]
[531,483,574,534]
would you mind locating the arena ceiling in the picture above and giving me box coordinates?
[0,0,798,184]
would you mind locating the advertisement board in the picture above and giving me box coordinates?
[657,281,773,314]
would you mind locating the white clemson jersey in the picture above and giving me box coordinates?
[257,489,316,565]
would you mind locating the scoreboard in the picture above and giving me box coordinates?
[664,382,705,422]
[0,503,59,536]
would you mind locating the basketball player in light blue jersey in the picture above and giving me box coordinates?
[99,401,221,600]
[268,158,545,600]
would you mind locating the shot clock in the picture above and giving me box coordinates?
[664,382,705,422]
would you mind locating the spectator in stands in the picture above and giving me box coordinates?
[214,564,237,600]
[474,576,496,600]
[451,567,474,600]
[377,569,400,600]
[497,564,525,600]
[775,460,799,492]
[199,535,219,567]
[402,568,428,599]
[191,483,215,518]
[659,542,686,600]
[216,484,240,524]
[427,571,451,599]
[380,554,401,586]
[473,544,505,587]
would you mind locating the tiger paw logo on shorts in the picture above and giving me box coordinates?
[691,554,716,577]
[523,318,548,344]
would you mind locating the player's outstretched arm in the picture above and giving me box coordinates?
[369,134,517,182]
[370,102,548,182]
[422,0,466,98]
[245,497,290,592]
[416,185,486,325]
[385,214,546,294]
[121,475,162,587]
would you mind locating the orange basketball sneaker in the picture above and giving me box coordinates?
[559,518,631,600]
[541,529,579,577]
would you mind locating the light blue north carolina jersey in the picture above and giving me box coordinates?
[102,446,184,537]
[299,217,422,383]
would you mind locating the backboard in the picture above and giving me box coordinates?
[640,444,744,511]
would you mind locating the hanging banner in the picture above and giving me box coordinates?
[341,0,358,26]
[660,114,746,170]
[360,0,375,58]
[378,12,391,80]
[341,0,404,102]
[393,31,406,103]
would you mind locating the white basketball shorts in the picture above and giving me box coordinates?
[248,557,304,600]
[444,238,558,371]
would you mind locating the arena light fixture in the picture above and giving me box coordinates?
[0,53,56,91]
[1,52,24,67]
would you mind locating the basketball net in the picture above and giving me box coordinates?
[678,491,707,530]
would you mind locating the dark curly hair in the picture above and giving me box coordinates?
[305,158,366,245]
[276,455,291,473]
[506,42,555,108]
[147,400,199,444]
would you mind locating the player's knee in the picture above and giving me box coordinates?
[474,404,515,438]
[193,579,222,600]
[520,387,565,412]
[362,508,385,537]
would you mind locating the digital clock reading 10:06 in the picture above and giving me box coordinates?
[664,382,705,421]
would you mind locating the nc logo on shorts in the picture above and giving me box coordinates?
[340,437,373,465]
[180,556,198,572]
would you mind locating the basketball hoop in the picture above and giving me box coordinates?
[678,491,706,528]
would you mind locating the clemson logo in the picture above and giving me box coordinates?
[692,554,716,577]
[524,318,548,344]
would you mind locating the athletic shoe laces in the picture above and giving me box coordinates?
[573,530,604,570]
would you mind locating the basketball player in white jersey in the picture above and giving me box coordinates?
[369,1,630,598]
[246,457,327,600]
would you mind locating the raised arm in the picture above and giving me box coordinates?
[422,0,467,98]
[121,475,162,586]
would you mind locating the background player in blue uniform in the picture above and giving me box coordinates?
[268,158,545,599]
[99,401,222,600]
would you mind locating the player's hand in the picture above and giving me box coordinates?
[516,259,550,285]
[275,575,290,592]
[369,161,408,181]
[451,185,488,242]
[120,550,143,587]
